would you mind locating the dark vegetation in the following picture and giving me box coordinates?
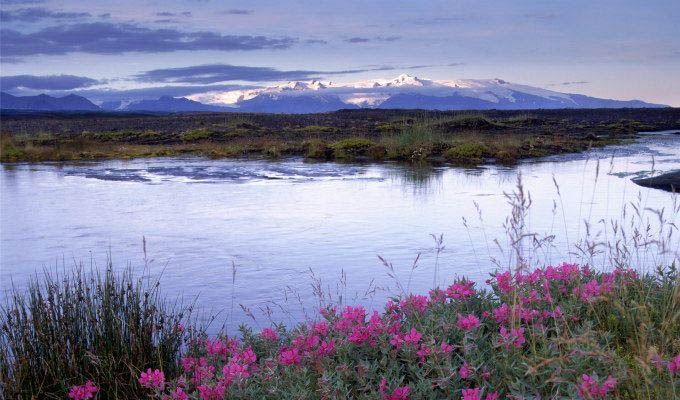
[1,108,679,164]
[0,265,194,399]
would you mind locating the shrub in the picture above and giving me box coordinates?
[444,143,488,164]
[431,114,497,132]
[330,138,376,159]
[263,146,281,159]
[494,149,518,164]
[128,264,679,400]
[0,265,192,399]
[302,139,331,159]
[181,128,214,142]
[297,125,337,134]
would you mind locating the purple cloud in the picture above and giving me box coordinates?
[0,8,91,22]
[134,63,438,84]
[224,9,253,15]
[1,23,297,58]
[1,74,101,90]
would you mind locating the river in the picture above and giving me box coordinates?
[1,132,678,333]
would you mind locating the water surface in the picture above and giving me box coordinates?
[2,133,679,332]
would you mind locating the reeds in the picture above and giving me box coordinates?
[0,263,193,399]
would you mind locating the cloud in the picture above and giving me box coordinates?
[345,37,370,43]
[305,39,328,45]
[135,64,323,84]
[134,63,441,85]
[224,9,253,15]
[1,0,46,4]
[0,74,101,91]
[345,36,401,44]
[98,13,111,19]
[68,84,258,103]
[547,81,589,87]
[447,62,465,66]
[1,23,297,58]
[375,36,401,42]
[522,12,557,20]
[0,57,23,64]
[156,11,191,17]
[153,19,179,24]
[409,16,466,25]
[0,8,91,23]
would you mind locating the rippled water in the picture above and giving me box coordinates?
[1,133,679,333]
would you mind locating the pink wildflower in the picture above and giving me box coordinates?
[461,387,480,400]
[403,328,422,345]
[318,339,336,356]
[457,314,481,331]
[68,380,98,400]
[390,334,404,349]
[485,392,500,400]
[261,328,279,340]
[493,303,510,325]
[577,374,617,399]
[348,325,369,345]
[417,345,432,362]
[499,327,525,350]
[383,385,411,400]
[459,361,471,379]
[171,387,188,400]
[428,288,447,304]
[440,341,453,353]
[238,347,257,364]
[180,356,195,373]
[197,383,226,400]
[576,279,602,302]
[139,368,165,390]
[495,271,513,294]
[447,280,476,300]
[313,321,329,336]
[205,339,229,358]
[400,295,428,314]
[223,361,249,380]
[278,347,301,366]
[668,353,680,375]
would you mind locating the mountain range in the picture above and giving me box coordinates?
[0,75,668,113]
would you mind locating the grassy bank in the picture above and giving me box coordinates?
[2,108,678,164]
[0,265,194,399]
[2,262,679,399]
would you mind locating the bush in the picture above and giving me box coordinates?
[444,143,488,164]
[125,264,679,399]
[0,265,191,399]
[181,128,214,142]
[330,138,376,159]
[297,125,337,134]
[263,146,281,159]
[302,139,331,159]
[432,114,497,132]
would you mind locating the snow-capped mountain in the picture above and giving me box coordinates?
[187,74,667,113]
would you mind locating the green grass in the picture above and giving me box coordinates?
[444,142,488,163]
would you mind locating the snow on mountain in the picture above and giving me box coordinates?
[185,74,665,113]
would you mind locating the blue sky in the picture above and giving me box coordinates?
[1,0,679,105]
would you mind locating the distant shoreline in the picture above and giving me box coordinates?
[1,108,679,164]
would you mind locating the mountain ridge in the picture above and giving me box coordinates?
[1,74,669,113]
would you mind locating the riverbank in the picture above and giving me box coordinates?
[2,262,679,399]
[2,108,678,164]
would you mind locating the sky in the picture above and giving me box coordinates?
[1,0,679,106]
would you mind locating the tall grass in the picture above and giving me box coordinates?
[0,263,193,399]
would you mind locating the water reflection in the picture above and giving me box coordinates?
[1,134,679,334]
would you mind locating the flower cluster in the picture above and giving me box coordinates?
[122,264,678,399]
[68,380,98,400]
